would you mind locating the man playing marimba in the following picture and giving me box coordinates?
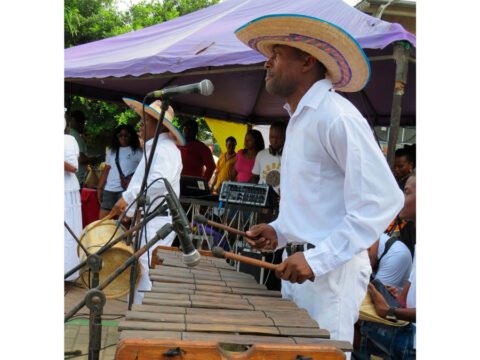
[111,98,185,304]
[237,15,404,355]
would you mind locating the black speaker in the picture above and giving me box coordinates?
[238,248,283,291]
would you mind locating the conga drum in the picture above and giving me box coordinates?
[78,219,141,299]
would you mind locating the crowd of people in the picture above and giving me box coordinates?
[62,104,287,294]
[64,12,416,360]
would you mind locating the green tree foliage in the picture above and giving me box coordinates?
[126,0,221,30]
[65,0,126,48]
[65,0,220,155]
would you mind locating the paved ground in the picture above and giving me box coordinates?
[64,281,128,360]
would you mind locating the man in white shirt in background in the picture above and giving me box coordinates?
[370,232,413,290]
[249,120,286,195]
[362,173,416,359]
[111,98,185,304]
[236,15,404,353]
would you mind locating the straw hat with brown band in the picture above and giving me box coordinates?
[359,293,409,327]
[235,14,371,93]
[122,98,186,146]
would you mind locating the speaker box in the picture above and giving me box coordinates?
[238,248,283,291]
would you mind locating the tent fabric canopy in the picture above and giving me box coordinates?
[204,117,248,154]
[65,0,416,127]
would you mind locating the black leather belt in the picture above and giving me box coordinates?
[144,210,170,217]
[285,243,315,256]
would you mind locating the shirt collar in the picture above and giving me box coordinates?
[283,79,333,118]
[144,132,171,150]
[69,128,80,136]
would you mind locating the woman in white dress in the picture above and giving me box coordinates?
[96,124,142,219]
[64,118,82,282]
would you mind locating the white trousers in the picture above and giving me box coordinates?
[64,190,82,281]
[282,250,371,359]
[133,216,176,304]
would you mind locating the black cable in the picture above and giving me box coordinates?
[64,343,117,359]
[66,314,125,321]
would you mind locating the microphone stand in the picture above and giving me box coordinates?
[64,221,91,257]
[65,223,174,321]
[65,223,173,360]
[126,98,172,310]
[64,204,168,281]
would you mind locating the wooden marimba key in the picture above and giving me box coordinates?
[115,247,351,359]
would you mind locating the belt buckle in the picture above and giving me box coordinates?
[286,243,303,256]
[293,244,302,254]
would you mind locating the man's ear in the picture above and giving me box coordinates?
[301,55,317,73]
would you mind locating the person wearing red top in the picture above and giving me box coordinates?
[232,129,265,182]
[178,120,216,181]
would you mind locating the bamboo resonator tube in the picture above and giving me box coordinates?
[211,246,277,271]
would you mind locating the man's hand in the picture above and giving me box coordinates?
[367,282,390,318]
[111,197,128,217]
[245,224,278,251]
[275,252,315,284]
[385,285,399,298]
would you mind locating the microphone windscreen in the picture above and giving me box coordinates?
[199,79,214,96]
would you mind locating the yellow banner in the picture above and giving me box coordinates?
[204,117,248,154]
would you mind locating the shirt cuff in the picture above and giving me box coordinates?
[302,240,346,278]
[269,219,288,249]
[122,190,136,217]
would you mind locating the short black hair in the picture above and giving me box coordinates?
[182,119,199,136]
[270,120,287,133]
[226,136,237,144]
[395,148,414,164]
[70,110,86,123]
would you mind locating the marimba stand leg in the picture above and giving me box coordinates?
[85,254,105,360]
[85,289,106,360]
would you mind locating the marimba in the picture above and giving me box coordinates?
[116,247,351,359]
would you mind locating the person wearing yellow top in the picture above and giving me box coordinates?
[210,136,237,193]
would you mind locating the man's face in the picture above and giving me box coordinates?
[226,139,236,153]
[139,115,157,142]
[264,45,304,98]
[269,127,285,151]
[70,117,85,133]
[182,123,196,141]
[393,156,413,179]
[400,176,416,221]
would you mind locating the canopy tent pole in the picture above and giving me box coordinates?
[386,41,412,168]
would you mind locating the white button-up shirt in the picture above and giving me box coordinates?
[270,79,404,277]
[123,133,183,217]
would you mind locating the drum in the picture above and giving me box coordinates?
[116,247,351,359]
[78,219,141,299]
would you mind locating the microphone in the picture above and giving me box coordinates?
[163,179,201,267]
[146,79,214,99]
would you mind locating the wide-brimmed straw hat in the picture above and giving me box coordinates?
[122,98,186,146]
[235,14,371,92]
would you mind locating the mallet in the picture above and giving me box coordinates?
[193,214,254,238]
[211,246,277,271]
